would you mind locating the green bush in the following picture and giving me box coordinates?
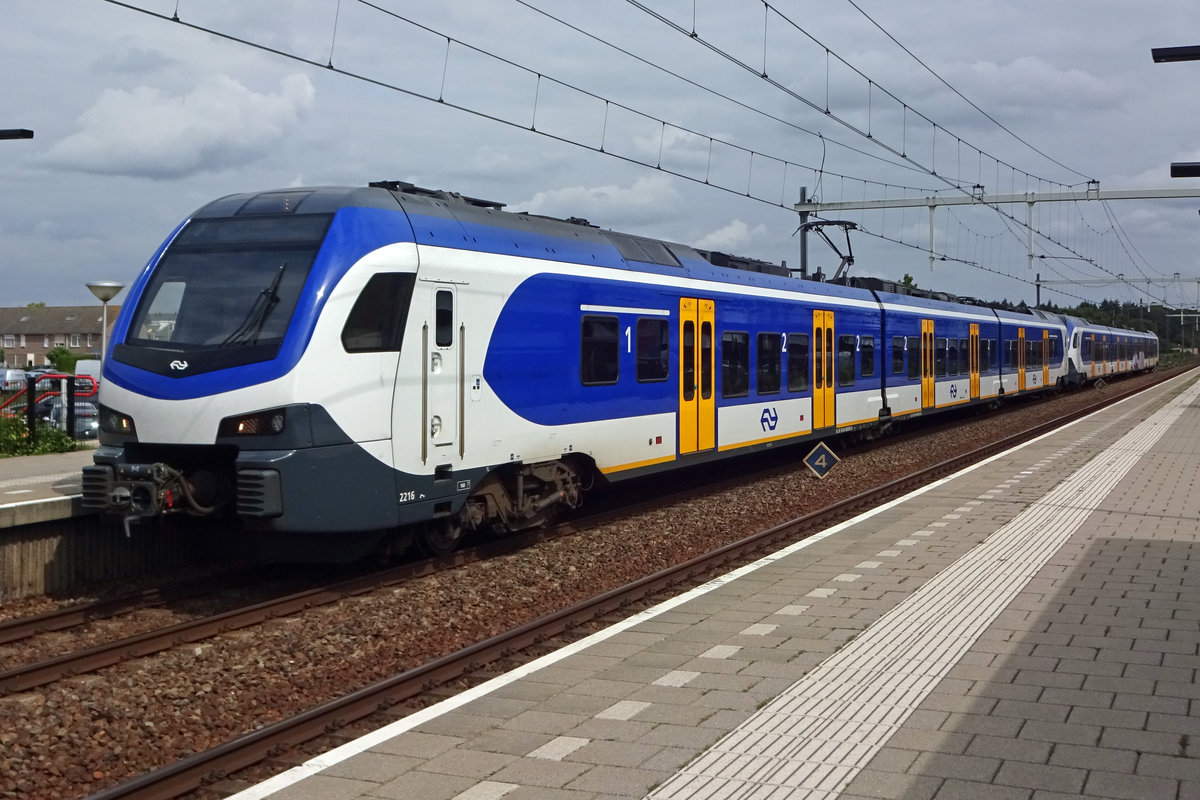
[0,414,78,457]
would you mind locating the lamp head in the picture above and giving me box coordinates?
[87,281,124,303]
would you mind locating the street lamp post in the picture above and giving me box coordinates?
[86,281,125,362]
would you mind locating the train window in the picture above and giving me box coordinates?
[435,290,454,347]
[906,336,921,379]
[861,336,875,378]
[1081,336,1092,360]
[757,333,781,394]
[984,339,995,370]
[682,321,695,401]
[947,339,959,376]
[837,335,856,387]
[636,319,669,382]
[1025,339,1040,368]
[1005,340,1016,369]
[815,328,824,388]
[960,339,970,373]
[1049,335,1061,361]
[892,336,905,374]
[787,333,809,391]
[701,322,713,399]
[580,315,619,385]
[934,338,947,377]
[342,273,416,352]
[721,332,750,397]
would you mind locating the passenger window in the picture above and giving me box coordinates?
[960,339,970,373]
[636,318,670,382]
[947,339,959,376]
[815,328,824,388]
[580,315,619,385]
[435,290,454,347]
[342,273,416,352]
[757,333,781,394]
[907,336,921,379]
[892,336,905,375]
[837,335,856,387]
[934,337,947,377]
[787,333,809,391]
[682,321,695,401]
[861,336,875,378]
[721,332,750,398]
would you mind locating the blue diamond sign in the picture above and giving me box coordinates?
[804,441,840,479]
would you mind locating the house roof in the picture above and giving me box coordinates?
[0,305,123,335]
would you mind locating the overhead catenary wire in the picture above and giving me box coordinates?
[99,0,1160,306]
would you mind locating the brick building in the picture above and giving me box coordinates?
[0,305,122,368]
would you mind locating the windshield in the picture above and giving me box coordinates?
[118,215,330,375]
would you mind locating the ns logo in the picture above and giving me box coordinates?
[760,407,779,431]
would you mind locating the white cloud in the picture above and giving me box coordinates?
[515,173,684,228]
[695,219,769,252]
[39,73,315,180]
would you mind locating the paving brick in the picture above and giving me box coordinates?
[1097,726,1186,756]
[931,778,1031,800]
[910,751,1000,782]
[1136,753,1200,781]
[991,699,1069,723]
[992,761,1085,794]
[842,768,941,800]
[1064,705,1147,730]
[565,765,672,796]
[1080,769,1178,800]
[371,770,476,800]
[964,734,1052,763]
[939,712,1025,739]
[1018,720,1101,747]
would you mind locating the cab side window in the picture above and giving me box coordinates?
[342,273,416,352]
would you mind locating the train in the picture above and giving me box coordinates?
[81,181,1158,559]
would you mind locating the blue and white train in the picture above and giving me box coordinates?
[82,182,1158,559]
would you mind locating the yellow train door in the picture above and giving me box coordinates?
[679,298,715,454]
[1017,328,1027,391]
[1042,330,1050,387]
[813,309,835,429]
[921,319,935,409]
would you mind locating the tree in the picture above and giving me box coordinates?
[25,301,45,308]
[900,273,918,289]
[45,346,77,374]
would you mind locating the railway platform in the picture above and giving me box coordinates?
[0,447,92,528]
[235,368,1200,799]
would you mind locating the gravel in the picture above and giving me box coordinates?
[0,373,1170,799]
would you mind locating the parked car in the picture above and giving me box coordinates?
[1,369,28,392]
[40,398,100,439]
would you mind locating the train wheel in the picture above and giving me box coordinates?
[418,517,463,557]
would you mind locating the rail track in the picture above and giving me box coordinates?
[65,367,1188,800]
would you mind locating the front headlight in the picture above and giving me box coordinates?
[218,408,287,437]
[99,405,137,437]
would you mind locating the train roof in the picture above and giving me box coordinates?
[185,183,1156,339]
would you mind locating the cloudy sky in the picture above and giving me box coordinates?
[3,0,1200,311]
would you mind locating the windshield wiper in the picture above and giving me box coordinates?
[220,262,287,347]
